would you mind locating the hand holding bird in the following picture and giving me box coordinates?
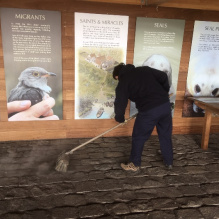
[8,97,59,121]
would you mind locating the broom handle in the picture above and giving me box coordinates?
[66,114,137,155]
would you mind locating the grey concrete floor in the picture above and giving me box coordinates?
[0,134,219,219]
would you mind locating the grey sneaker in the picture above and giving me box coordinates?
[166,164,173,170]
[121,162,140,172]
[157,149,161,155]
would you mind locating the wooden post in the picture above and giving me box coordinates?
[201,110,212,150]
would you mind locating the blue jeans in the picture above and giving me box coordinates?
[130,102,173,166]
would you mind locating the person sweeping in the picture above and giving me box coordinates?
[113,63,173,172]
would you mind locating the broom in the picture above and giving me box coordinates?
[55,113,137,172]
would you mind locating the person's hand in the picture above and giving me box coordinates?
[121,119,128,126]
[7,100,32,115]
[8,97,59,121]
[111,113,126,125]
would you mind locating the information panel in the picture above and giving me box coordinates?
[74,12,129,119]
[131,17,185,117]
[1,8,63,120]
[183,21,219,117]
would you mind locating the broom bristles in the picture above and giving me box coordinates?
[55,152,70,172]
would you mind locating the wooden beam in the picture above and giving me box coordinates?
[76,0,171,6]
[160,0,219,11]
[75,0,142,5]
[76,0,219,10]
[146,0,171,6]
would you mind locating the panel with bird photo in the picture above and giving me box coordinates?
[0,8,62,121]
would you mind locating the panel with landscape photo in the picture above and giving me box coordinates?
[75,12,129,119]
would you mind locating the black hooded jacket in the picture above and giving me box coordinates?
[114,64,170,122]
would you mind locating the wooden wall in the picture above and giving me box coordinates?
[0,0,219,141]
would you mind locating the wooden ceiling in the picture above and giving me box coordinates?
[77,0,219,11]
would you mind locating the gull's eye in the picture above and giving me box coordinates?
[33,71,40,77]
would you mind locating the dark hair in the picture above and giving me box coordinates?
[113,63,125,80]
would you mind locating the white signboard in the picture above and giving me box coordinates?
[131,17,185,117]
[74,12,129,119]
[183,21,219,117]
